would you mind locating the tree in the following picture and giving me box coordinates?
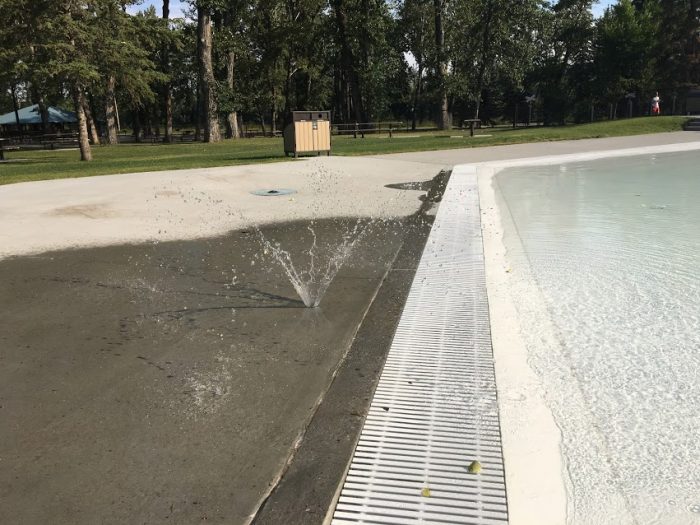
[535,0,595,124]
[399,0,433,129]
[331,0,366,123]
[433,0,450,128]
[56,1,102,160]
[217,0,248,139]
[163,0,175,142]
[594,0,655,116]
[197,1,221,142]
[648,0,700,103]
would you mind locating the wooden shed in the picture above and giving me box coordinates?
[283,111,331,157]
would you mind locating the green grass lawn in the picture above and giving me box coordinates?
[0,116,689,185]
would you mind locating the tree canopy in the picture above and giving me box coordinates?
[1,0,698,159]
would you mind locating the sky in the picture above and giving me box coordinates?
[129,0,617,19]
[127,0,187,18]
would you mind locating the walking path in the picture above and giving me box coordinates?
[371,130,699,166]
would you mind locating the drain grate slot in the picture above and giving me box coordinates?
[331,166,508,524]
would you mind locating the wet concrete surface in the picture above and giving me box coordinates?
[0,217,420,524]
[253,214,435,525]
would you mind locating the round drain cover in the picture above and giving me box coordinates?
[250,188,297,196]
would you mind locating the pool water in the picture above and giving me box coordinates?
[495,151,700,525]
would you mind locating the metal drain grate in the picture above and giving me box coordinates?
[331,165,508,525]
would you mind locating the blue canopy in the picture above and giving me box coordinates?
[0,104,77,125]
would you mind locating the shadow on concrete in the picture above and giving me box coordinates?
[0,216,423,524]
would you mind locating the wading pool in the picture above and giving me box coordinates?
[493,150,699,525]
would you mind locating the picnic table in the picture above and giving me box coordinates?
[37,133,79,149]
[0,138,19,161]
[461,118,482,137]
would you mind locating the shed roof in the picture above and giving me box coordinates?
[0,104,77,125]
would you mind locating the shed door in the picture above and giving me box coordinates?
[296,121,313,151]
[316,121,330,150]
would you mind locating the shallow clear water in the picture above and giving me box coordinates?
[496,151,700,525]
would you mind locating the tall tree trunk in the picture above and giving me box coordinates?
[333,63,344,122]
[306,75,312,107]
[83,99,100,145]
[411,62,424,131]
[133,109,142,143]
[198,3,221,142]
[433,0,450,129]
[115,96,121,131]
[222,6,241,139]
[105,74,119,144]
[283,54,293,124]
[39,99,49,134]
[194,94,202,141]
[164,86,173,141]
[89,94,102,139]
[225,51,240,138]
[72,85,92,161]
[271,83,277,135]
[163,0,173,143]
[10,84,21,136]
[332,0,365,123]
[473,2,495,122]
[411,13,426,132]
[194,12,202,144]
[31,85,50,134]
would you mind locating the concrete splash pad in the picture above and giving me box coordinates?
[0,217,419,524]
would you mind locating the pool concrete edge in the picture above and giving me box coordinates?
[469,140,700,525]
[478,165,568,525]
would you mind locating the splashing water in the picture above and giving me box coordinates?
[255,219,370,307]
[161,165,404,308]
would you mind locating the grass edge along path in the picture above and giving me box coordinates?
[0,117,690,186]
